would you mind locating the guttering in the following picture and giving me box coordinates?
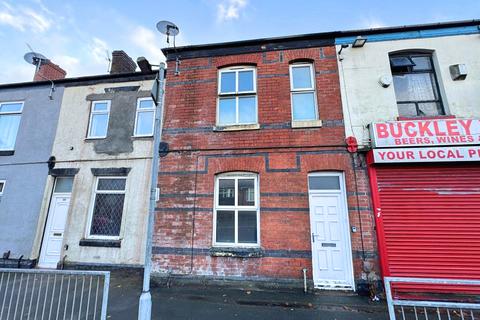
[0,71,157,90]
[162,19,480,61]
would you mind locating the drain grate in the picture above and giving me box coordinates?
[236,300,315,309]
[186,295,210,301]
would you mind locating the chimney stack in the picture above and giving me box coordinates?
[33,61,67,81]
[110,50,137,74]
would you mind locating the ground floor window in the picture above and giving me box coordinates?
[88,177,127,238]
[214,173,259,246]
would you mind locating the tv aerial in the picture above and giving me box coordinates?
[156,20,181,76]
[105,50,112,73]
[24,47,56,100]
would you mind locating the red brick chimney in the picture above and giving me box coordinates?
[110,50,137,74]
[33,61,67,81]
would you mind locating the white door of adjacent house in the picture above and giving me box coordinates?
[308,173,354,290]
[38,177,73,269]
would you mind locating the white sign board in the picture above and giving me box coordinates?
[373,146,480,163]
[371,119,480,148]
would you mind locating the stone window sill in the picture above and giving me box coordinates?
[84,137,106,142]
[79,239,121,248]
[0,150,14,156]
[291,120,323,129]
[210,247,264,258]
[213,124,260,132]
[132,135,154,140]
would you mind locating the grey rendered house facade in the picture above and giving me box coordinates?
[45,70,156,269]
[0,82,65,267]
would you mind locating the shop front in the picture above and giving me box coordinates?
[367,118,480,280]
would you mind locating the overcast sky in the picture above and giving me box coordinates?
[0,0,479,84]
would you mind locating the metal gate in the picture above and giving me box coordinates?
[0,269,110,320]
[385,277,480,320]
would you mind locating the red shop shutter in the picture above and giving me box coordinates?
[375,164,480,280]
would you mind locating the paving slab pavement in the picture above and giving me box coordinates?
[107,271,388,320]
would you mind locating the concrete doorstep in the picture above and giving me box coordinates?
[107,271,388,320]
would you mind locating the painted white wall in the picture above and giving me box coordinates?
[34,79,154,266]
[337,34,480,148]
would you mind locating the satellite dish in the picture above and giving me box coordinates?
[23,51,56,100]
[24,52,49,66]
[156,20,181,75]
[156,20,179,37]
[156,20,179,46]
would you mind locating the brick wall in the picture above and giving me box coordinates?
[33,61,66,81]
[110,50,136,74]
[154,46,379,290]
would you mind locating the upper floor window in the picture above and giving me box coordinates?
[134,98,155,137]
[390,53,444,117]
[87,100,110,138]
[217,66,257,126]
[0,101,23,151]
[290,63,318,122]
[0,180,5,195]
[214,173,259,247]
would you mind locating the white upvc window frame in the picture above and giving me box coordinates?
[0,101,24,151]
[134,97,155,137]
[213,172,260,247]
[86,176,127,240]
[289,63,319,122]
[0,180,5,195]
[87,100,111,139]
[217,66,258,126]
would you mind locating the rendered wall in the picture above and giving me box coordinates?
[0,85,64,259]
[33,79,154,267]
[336,33,480,148]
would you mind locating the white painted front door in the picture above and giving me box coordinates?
[308,173,354,290]
[38,194,71,268]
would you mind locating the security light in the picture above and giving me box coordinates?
[352,36,367,48]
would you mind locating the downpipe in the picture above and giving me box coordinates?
[138,63,166,320]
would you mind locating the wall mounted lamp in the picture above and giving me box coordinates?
[352,36,367,48]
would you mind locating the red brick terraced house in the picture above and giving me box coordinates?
[153,33,378,292]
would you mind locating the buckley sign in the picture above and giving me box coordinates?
[371,118,480,148]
